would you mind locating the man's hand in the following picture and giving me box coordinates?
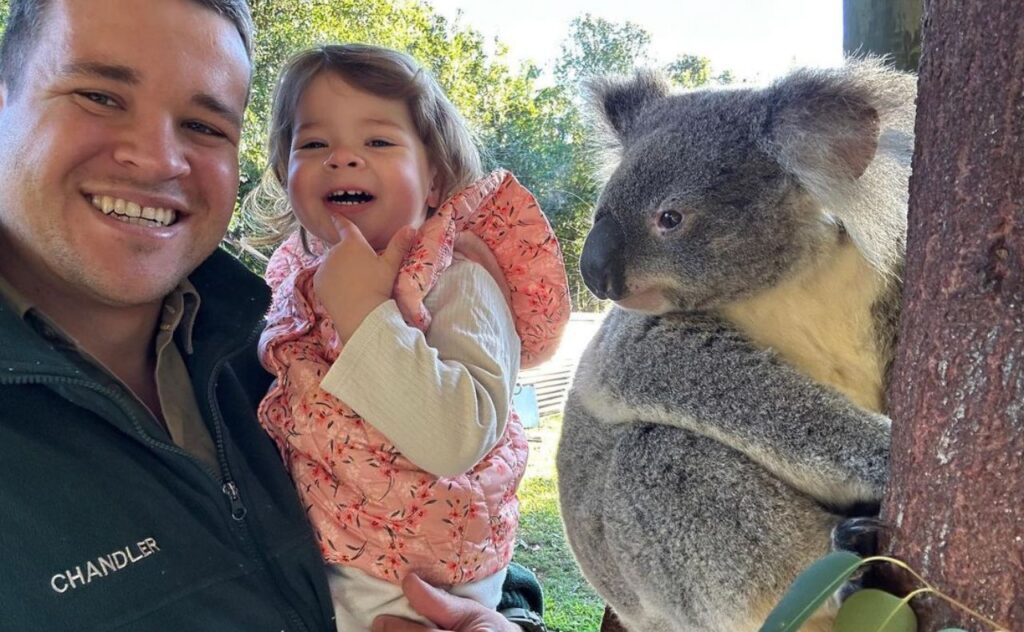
[313,215,415,342]
[371,574,521,632]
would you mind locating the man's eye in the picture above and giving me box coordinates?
[77,91,118,108]
[184,121,225,137]
[367,139,394,148]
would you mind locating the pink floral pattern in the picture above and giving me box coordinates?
[258,170,570,585]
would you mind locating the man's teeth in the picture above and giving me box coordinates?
[90,195,177,227]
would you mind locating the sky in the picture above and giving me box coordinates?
[424,0,845,83]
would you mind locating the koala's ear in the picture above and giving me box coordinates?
[764,60,908,180]
[587,70,670,144]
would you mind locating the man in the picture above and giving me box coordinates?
[0,1,541,630]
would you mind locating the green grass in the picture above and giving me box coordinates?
[517,415,605,632]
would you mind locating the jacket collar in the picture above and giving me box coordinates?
[0,248,269,378]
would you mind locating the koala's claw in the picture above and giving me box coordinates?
[831,516,887,601]
[831,516,884,557]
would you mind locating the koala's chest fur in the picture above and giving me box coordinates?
[721,241,887,412]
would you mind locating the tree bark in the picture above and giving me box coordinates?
[881,1,1024,630]
[843,0,923,72]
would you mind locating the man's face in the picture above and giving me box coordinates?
[0,0,250,311]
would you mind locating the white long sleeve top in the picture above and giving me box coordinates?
[319,259,521,478]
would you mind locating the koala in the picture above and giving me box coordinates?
[556,59,916,632]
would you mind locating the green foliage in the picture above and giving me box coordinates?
[716,68,738,84]
[766,552,1010,632]
[760,550,864,631]
[554,14,653,85]
[835,589,917,632]
[666,54,712,88]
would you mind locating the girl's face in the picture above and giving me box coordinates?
[286,72,440,250]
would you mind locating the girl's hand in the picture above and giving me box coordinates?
[313,214,415,343]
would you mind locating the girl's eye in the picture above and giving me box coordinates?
[367,139,394,148]
[297,140,327,150]
[658,210,684,230]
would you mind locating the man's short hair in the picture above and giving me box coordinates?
[0,0,254,94]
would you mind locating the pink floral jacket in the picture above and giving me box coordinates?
[258,170,570,585]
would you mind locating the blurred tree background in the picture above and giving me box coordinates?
[0,0,731,310]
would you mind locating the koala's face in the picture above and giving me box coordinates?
[582,83,838,314]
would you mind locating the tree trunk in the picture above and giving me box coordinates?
[842,0,922,72]
[881,1,1024,630]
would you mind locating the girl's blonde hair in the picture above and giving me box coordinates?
[244,43,483,246]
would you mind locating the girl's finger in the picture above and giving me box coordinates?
[329,213,369,249]
[381,225,416,273]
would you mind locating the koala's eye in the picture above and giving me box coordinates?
[658,210,684,230]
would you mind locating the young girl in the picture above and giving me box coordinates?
[248,44,569,630]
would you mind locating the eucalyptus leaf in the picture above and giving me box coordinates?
[759,550,864,632]
[835,589,917,632]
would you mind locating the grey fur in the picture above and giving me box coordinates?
[558,59,915,631]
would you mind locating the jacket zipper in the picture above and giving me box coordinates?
[204,324,310,632]
[222,481,248,521]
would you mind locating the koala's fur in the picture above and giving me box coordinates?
[556,60,915,631]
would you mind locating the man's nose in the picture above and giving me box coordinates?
[112,117,191,180]
[324,148,364,170]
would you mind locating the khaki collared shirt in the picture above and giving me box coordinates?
[0,274,220,473]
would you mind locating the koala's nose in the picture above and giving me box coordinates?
[580,215,626,300]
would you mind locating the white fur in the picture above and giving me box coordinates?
[721,239,887,412]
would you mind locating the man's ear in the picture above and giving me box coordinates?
[586,70,669,146]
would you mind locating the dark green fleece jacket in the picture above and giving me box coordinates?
[0,249,335,630]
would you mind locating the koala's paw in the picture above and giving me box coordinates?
[831,516,887,602]
[830,516,883,557]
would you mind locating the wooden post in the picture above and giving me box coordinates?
[843,0,923,71]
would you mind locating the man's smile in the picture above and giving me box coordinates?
[89,194,179,227]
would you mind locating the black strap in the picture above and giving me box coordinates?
[499,607,548,632]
